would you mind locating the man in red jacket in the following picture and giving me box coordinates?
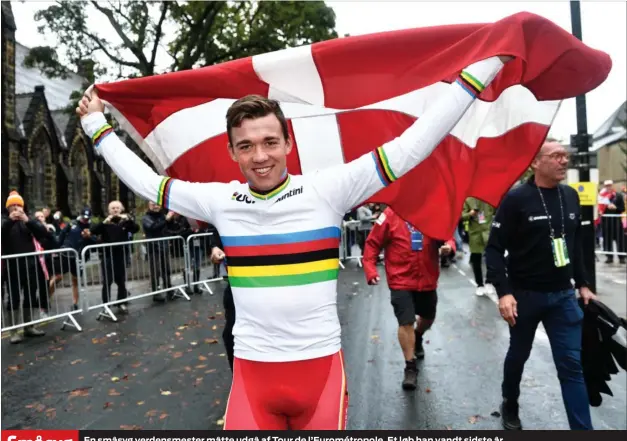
[363,207,455,390]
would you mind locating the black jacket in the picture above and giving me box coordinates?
[91,215,139,252]
[579,298,627,406]
[1,218,57,256]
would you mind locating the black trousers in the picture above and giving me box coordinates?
[602,216,626,258]
[470,252,484,287]
[101,254,128,304]
[5,260,49,311]
[222,282,235,371]
[147,247,172,292]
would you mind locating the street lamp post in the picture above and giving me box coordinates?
[569,0,597,292]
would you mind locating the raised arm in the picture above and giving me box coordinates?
[79,99,225,223]
[310,56,508,215]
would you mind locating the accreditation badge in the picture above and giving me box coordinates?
[552,237,570,267]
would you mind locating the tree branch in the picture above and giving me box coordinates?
[90,0,150,73]
[150,1,169,69]
[83,30,140,68]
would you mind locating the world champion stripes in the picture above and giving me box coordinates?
[249,173,291,200]
[221,226,341,288]
[157,177,174,209]
[92,123,114,148]
[372,146,397,187]
[456,70,486,98]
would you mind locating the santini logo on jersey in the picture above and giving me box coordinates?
[276,186,303,203]
[232,192,255,204]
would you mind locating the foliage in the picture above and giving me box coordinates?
[25,1,337,78]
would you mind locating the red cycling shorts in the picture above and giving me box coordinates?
[223,350,348,430]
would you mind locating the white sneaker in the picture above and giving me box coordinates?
[484,284,496,295]
[475,286,487,296]
[40,310,49,319]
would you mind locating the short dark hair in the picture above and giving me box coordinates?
[226,95,289,146]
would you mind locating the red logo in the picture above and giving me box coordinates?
[2,431,78,441]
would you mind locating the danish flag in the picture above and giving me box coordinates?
[93,12,610,239]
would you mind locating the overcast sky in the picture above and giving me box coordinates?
[11,1,626,142]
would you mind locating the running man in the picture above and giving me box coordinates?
[78,55,512,430]
[363,207,455,390]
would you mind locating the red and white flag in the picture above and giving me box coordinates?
[93,12,611,239]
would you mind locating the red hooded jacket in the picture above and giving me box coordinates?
[363,208,456,292]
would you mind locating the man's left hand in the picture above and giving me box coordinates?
[579,286,597,305]
[440,244,452,256]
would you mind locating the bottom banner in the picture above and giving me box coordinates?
[1,430,620,441]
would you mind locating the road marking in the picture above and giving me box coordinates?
[457,268,466,276]
[612,279,626,285]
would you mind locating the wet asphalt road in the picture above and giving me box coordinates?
[2,255,626,430]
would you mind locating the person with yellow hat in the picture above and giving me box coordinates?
[1,191,53,343]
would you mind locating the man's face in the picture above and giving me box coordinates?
[109,202,122,216]
[532,143,569,183]
[148,201,161,212]
[228,114,292,191]
[42,208,50,218]
[7,204,22,215]
[34,211,45,224]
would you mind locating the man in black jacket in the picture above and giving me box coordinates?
[1,191,53,343]
[486,141,597,431]
[91,200,139,313]
[142,202,175,302]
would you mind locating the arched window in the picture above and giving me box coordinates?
[69,141,90,213]
[28,129,54,208]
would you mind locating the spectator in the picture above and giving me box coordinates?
[1,191,52,343]
[599,180,625,264]
[462,197,496,294]
[91,201,139,314]
[54,207,96,310]
[142,202,176,302]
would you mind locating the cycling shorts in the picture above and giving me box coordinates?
[223,350,348,430]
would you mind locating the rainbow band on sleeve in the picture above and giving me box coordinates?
[157,177,174,209]
[372,146,397,187]
[92,124,114,148]
[456,70,486,98]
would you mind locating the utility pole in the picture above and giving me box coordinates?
[569,0,597,292]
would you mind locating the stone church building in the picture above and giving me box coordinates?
[1,2,147,218]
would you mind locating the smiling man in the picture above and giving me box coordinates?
[78,55,511,430]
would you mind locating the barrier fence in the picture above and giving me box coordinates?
[3,214,623,336]
[81,236,191,322]
[185,232,225,295]
[1,248,83,336]
[597,214,627,258]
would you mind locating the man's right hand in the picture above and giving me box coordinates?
[76,89,105,119]
[498,294,518,327]
[210,247,225,264]
[368,276,380,285]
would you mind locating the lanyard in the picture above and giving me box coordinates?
[536,185,565,240]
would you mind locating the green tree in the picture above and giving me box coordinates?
[25,1,337,79]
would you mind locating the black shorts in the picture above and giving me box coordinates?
[54,254,81,278]
[390,289,438,325]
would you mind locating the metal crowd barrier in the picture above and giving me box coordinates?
[1,248,83,335]
[81,236,190,322]
[597,213,627,258]
[185,232,225,295]
[340,219,381,268]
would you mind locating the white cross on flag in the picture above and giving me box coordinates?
[92,11,610,239]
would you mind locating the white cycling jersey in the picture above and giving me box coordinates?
[82,57,504,362]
